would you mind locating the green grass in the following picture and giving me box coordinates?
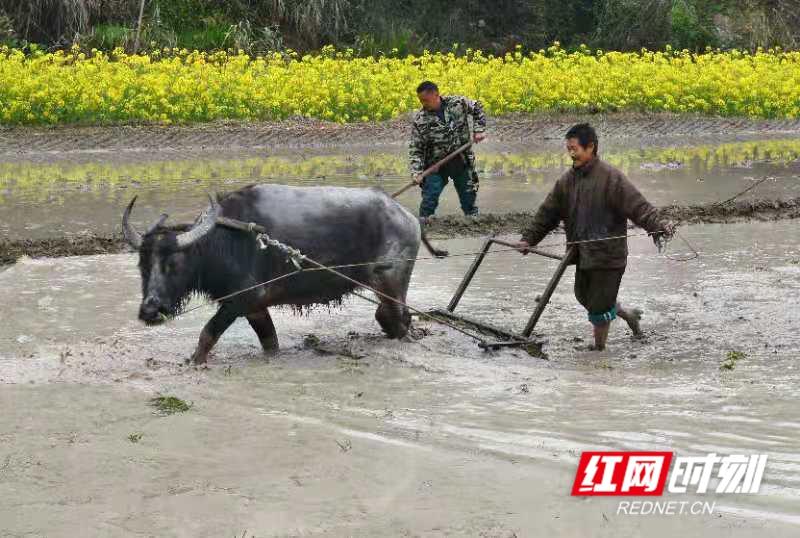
[150,395,193,415]
[175,25,231,51]
[720,350,747,370]
[82,24,133,50]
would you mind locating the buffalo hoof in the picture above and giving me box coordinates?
[261,345,279,359]
[375,302,412,340]
[384,323,410,340]
[188,350,209,365]
[260,338,279,355]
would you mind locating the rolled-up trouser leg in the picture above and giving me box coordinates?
[574,267,625,326]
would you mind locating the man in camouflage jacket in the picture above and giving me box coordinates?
[409,81,487,221]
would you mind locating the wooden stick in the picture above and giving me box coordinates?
[215,216,266,234]
[133,0,146,54]
[391,141,472,198]
[217,141,472,230]
[521,247,575,337]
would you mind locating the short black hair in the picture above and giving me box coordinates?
[416,80,439,93]
[565,123,598,155]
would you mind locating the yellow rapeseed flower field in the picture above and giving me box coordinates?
[1,44,799,125]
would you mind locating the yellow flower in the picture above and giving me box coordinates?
[0,46,797,125]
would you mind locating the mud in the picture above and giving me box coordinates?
[425,196,800,238]
[1,223,799,536]
[3,113,800,158]
[2,116,800,535]
[0,233,123,265]
[2,197,798,265]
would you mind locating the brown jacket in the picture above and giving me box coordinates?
[520,157,664,270]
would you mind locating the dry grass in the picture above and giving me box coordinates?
[0,0,100,43]
[261,0,350,49]
[1,1,800,53]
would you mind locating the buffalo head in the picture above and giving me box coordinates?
[122,195,219,324]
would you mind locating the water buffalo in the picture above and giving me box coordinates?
[122,184,447,363]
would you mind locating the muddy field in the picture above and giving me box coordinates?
[2,197,800,265]
[1,116,800,536]
[3,113,800,157]
[2,114,800,262]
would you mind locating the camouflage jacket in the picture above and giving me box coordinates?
[409,95,487,176]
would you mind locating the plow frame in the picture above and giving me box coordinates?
[424,235,575,350]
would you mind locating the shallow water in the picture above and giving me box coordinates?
[2,138,800,239]
[1,221,799,534]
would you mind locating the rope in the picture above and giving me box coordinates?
[290,229,672,273]
[253,232,488,342]
[171,233,488,342]
[148,155,787,325]
[171,227,701,320]
[175,270,302,318]
[663,229,700,262]
[712,176,773,207]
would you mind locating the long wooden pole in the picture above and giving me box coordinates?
[391,141,472,198]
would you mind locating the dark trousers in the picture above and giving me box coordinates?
[419,160,478,218]
[574,267,625,326]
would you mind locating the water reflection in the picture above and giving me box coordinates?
[1,138,799,238]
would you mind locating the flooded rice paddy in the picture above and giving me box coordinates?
[1,125,799,536]
[2,223,799,536]
[1,137,800,239]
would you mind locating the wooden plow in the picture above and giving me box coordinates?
[424,235,575,350]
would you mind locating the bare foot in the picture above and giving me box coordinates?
[574,344,605,352]
[619,307,643,337]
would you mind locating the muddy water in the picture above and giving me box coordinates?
[1,221,799,536]
[2,138,800,239]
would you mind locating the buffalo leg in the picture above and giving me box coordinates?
[370,244,416,339]
[246,309,279,354]
[372,276,412,340]
[190,304,239,364]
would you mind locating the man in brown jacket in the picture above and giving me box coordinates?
[515,124,675,351]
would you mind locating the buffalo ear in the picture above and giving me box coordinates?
[146,214,169,235]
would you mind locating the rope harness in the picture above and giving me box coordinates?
[174,224,687,336]
[172,173,779,330]
[252,231,491,342]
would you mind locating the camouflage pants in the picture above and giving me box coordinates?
[419,160,478,217]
